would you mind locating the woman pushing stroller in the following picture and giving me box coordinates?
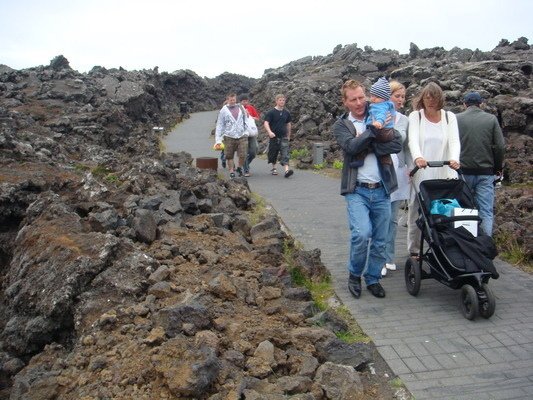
[407,82,461,259]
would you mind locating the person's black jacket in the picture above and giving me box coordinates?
[333,112,403,196]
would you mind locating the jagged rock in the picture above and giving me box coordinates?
[160,344,221,398]
[284,287,313,301]
[293,248,330,282]
[148,265,170,283]
[307,309,349,333]
[154,301,211,337]
[246,340,277,378]
[2,40,530,398]
[314,361,363,399]
[286,348,319,377]
[49,55,71,70]
[208,273,238,299]
[132,208,157,243]
[315,338,373,371]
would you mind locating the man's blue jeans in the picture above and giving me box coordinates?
[463,175,495,236]
[244,136,258,173]
[345,186,391,286]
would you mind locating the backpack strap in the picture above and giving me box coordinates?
[239,104,247,128]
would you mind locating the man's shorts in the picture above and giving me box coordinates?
[223,136,248,160]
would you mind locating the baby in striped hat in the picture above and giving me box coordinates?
[350,77,396,167]
[366,76,396,137]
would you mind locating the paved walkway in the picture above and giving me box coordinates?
[164,111,533,400]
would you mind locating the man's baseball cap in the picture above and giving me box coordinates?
[464,92,483,105]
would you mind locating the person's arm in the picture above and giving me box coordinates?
[333,117,375,156]
[492,116,505,173]
[446,112,461,170]
[395,113,408,144]
[264,118,275,139]
[373,130,403,155]
[408,111,426,168]
[248,105,260,120]
[215,109,224,144]
[374,103,388,126]
[286,122,291,140]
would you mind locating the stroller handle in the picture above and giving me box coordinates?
[409,161,451,177]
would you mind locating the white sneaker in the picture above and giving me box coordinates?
[381,266,387,277]
[386,263,397,271]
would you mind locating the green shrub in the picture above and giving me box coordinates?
[74,164,90,173]
[495,231,531,271]
[333,159,343,169]
[105,174,120,184]
[248,193,268,226]
[91,165,111,177]
[291,148,310,159]
[285,242,370,344]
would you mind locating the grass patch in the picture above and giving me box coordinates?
[505,181,533,189]
[314,167,341,179]
[291,147,310,159]
[335,330,369,344]
[74,163,90,173]
[86,165,123,186]
[333,159,343,170]
[290,266,307,287]
[313,162,326,170]
[284,240,370,343]
[335,305,370,343]
[248,193,268,226]
[495,231,532,272]
[105,174,120,184]
[91,165,112,177]
[306,278,334,311]
[389,377,406,389]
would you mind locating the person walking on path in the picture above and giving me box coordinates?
[456,91,505,236]
[239,94,260,177]
[407,82,461,257]
[264,94,294,178]
[215,92,248,178]
[332,79,402,299]
[382,80,410,277]
[352,77,396,168]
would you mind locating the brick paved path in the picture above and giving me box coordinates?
[165,111,533,400]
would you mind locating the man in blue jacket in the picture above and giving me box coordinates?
[332,79,402,299]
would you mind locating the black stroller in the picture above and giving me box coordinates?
[405,161,499,320]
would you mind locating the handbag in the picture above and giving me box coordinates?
[430,198,461,217]
[239,104,258,137]
[245,114,258,137]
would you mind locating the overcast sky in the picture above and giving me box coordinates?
[1,0,532,78]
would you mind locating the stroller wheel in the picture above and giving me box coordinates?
[478,283,496,319]
[460,284,479,320]
[405,257,421,296]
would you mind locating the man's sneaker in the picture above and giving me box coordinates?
[236,167,243,177]
[381,266,387,277]
[367,283,386,298]
[385,263,397,271]
[284,169,294,178]
[348,275,362,299]
[229,172,236,179]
